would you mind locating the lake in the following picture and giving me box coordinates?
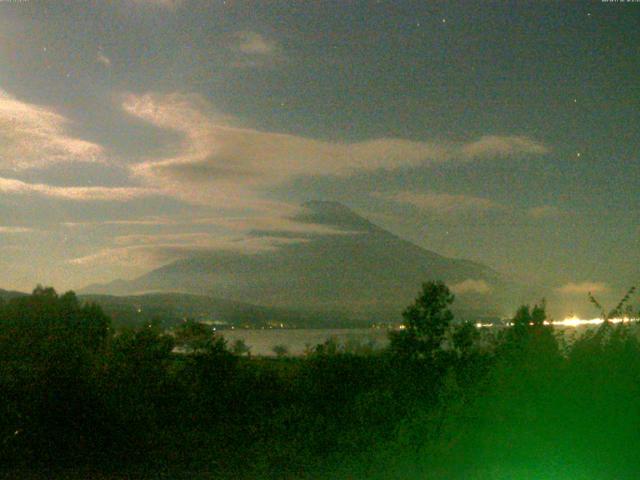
[218,318,639,356]
[219,328,390,356]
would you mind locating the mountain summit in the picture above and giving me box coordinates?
[82,202,515,322]
[297,200,383,232]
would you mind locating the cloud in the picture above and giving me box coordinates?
[62,209,354,272]
[449,279,492,295]
[69,235,307,268]
[230,31,283,67]
[97,51,112,67]
[234,31,278,56]
[62,217,176,228]
[0,176,156,201]
[0,226,34,234]
[58,90,548,275]
[460,135,549,158]
[62,211,352,243]
[193,214,356,236]
[0,90,103,170]
[113,232,220,246]
[122,92,548,209]
[382,191,503,214]
[528,205,562,219]
[557,282,609,295]
[131,0,184,9]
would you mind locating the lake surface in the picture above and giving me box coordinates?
[219,319,639,356]
[219,328,390,356]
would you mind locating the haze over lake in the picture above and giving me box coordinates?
[218,316,640,356]
[219,328,390,356]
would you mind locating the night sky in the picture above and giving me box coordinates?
[0,1,638,304]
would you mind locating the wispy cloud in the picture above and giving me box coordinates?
[381,191,503,215]
[113,232,219,246]
[68,235,307,268]
[193,214,355,236]
[131,0,184,9]
[61,209,355,273]
[0,90,103,170]
[44,92,549,275]
[230,31,283,67]
[528,205,563,219]
[61,212,351,245]
[62,217,177,228]
[234,31,278,55]
[460,135,549,158]
[0,226,34,234]
[0,176,156,202]
[557,282,609,295]
[122,92,549,211]
[450,279,492,295]
[97,51,112,68]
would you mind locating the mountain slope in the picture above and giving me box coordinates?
[79,292,356,329]
[82,201,520,322]
[0,288,28,302]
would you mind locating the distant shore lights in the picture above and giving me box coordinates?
[475,316,637,329]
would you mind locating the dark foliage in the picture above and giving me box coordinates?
[1,284,639,479]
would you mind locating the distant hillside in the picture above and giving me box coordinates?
[0,288,27,302]
[0,287,362,329]
[81,201,532,323]
[79,292,366,329]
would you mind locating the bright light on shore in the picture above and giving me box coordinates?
[473,316,637,328]
[475,322,495,328]
[550,316,634,327]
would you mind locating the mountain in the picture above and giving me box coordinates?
[81,201,526,323]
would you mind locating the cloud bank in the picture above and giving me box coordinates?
[557,282,609,295]
[0,176,155,202]
[382,191,503,215]
[528,205,563,219]
[0,87,551,278]
[69,234,307,268]
[0,90,103,170]
[234,31,278,56]
[450,279,492,295]
[122,92,549,211]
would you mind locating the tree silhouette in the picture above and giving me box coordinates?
[272,344,289,358]
[589,286,636,322]
[231,338,251,356]
[0,286,112,464]
[452,320,480,357]
[174,319,215,353]
[389,281,454,360]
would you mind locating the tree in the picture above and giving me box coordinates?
[102,323,176,454]
[174,319,215,353]
[272,344,289,358]
[0,286,112,464]
[231,338,251,357]
[390,281,455,360]
[588,286,636,322]
[572,286,638,361]
[452,321,480,357]
[499,300,560,371]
